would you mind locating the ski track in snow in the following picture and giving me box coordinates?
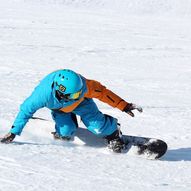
[0,0,191,191]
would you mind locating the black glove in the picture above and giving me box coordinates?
[0,133,16,143]
[123,103,143,117]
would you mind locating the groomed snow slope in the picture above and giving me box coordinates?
[0,0,191,191]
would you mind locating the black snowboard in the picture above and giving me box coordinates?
[122,135,168,159]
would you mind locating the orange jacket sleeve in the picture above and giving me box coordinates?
[84,79,129,111]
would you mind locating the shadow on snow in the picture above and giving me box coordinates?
[162,148,191,161]
[12,128,106,148]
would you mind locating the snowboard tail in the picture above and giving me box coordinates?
[122,135,168,159]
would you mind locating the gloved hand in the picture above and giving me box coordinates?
[0,133,16,143]
[123,103,143,117]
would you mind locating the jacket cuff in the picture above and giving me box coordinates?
[117,101,129,111]
[10,126,21,136]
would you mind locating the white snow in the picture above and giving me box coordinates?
[0,0,191,190]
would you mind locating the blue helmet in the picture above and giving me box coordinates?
[54,69,83,100]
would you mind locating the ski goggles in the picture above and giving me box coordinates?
[56,89,82,101]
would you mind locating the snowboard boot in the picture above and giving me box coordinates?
[105,130,126,153]
[51,132,71,141]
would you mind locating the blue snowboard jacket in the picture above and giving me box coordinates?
[10,70,128,135]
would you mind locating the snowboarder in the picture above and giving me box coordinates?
[1,69,143,152]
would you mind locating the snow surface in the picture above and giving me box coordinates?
[0,0,191,190]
